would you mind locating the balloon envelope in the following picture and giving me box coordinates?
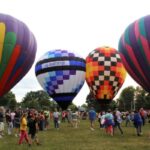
[118,15,150,92]
[86,47,126,104]
[35,49,86,110]
[0,13,37,96]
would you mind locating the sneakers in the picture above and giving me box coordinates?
[140,132,143,135]
[90,127,94,131]
[37,143,42,146]
[137,132,143,136]
[137,134,140,136]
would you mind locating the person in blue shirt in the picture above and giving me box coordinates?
[104,109,114,136]
[133,110,143,136]
[88,107,96,130]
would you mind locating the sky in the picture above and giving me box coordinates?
[0,0,149,106]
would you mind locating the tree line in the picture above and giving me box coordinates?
[0,90,77,111]
[86,86,150,112]
[0,86,150,112]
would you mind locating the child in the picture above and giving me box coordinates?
[28,113,41,145]
[18,113,31,146]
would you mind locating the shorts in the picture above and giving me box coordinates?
[14,123,20,128]
[90,119,95,122]
[72,119,77,122]
[0,122,4,131]
[28,131,36,139]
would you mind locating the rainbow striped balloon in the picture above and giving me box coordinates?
[0,13,37,96]
[119,15,150,92]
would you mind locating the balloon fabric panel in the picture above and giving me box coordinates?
[119,15,150,92]
[0,13,37,96]
[0,23,5,62]
[86,47,126,103]
[0,32,16,78]
[37,71,85,95]
[35,49,85,110]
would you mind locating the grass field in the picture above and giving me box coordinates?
[0,120,150,150]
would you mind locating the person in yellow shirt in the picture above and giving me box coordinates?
[18,113,31,146]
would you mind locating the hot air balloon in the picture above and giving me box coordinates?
[35,49,86,110]
[118,15,150,93]
[86,47,126,108]
[0,13,37,97]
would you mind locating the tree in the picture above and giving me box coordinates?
[86,92,101,112]
[109,100,117,110]
[21,90,51,109]
[134,86,150,110]
[86,92,112,112]
[49,100,59,111]
[0,91,17,109]
[117,97,126,111]
[80,104,88,111]
[118,86,135,111]
[68,103,78,111]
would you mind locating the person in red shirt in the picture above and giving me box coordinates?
[139,108,146,126]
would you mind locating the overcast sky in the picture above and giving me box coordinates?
[0,0,149,106]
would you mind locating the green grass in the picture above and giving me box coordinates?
[0,120,150,150]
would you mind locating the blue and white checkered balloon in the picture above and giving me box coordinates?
[35,49,86,110]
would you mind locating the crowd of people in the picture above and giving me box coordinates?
[89,107,149,137]
[0,107,82,147]
[0,106,149,147]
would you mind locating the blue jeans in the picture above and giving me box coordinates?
[54,118,59,128]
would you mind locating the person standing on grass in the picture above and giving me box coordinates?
[100,111,106,129]
[18,113,31,146]
[125,111,131,127]
[104,109,114,136]
[5,109,13,135]
[67,109,73,127]
[10,110,16,127]
[61,111,66,122]
[0,107,5,138]
[98,111,106,128]
[53,109,60,129]
[14,110,21,137]
[88,107,96,130]
[28,113,41,145]
[39,111,45,131]
[139,107,147,126]
[72,111,79,128]
[44,110,50,130]
[133,110,143,136]
[113,111,123,135]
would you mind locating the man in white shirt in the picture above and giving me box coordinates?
[53,109,60,129]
